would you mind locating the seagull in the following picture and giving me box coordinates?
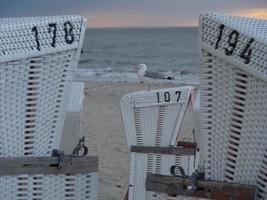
[135,64,174,91]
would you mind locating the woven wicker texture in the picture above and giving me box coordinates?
[199,13,267,199]
[61,112,81,154]
[65,82,85,112]
[0,173,98,200]
[200,13,267,82]
[0,16,85,63]
[0,16,86,157]
[120,87,196,200]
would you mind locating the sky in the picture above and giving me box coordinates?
[1,0,267,27]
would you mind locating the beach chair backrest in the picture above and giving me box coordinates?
[121,87,196,200]
[199,13,267,199]
[121,87,194,147]
[0,16,86,157]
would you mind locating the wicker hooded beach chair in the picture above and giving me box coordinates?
[120,87,196,200]
[0,16,98,200]
[199,13,267,199]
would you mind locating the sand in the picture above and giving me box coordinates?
[61,81,195,200]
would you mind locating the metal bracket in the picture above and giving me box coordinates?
[189,171,204,192]
[170,166,206,192]
[52,149,65,169]
[170,165,186,177]
[72,137,88,156]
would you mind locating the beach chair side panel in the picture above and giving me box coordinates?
[65,82,85,113]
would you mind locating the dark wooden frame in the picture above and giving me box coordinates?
[0,156,98,176]
[146,173,255,200]
[130,145,195,156]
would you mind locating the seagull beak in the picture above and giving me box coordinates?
[134,65,139,71]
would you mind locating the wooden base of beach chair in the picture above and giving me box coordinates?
[177,141,197,149]
[0,154,98,200]
[0,155,98,176]
[130,145,196,156]
[146,173,255,200]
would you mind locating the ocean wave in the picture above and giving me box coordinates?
[74,67,200,85]
[79,58,95,64]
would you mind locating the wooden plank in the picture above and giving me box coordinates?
[131,146,195,156]
[0,156,98,176]
[146,173,255,200]
[177,141,197,149]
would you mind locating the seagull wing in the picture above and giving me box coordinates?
[143,70,167,79]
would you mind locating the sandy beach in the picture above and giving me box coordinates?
[61,80,195,200]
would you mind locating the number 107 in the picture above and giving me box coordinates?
[156,91,181,103]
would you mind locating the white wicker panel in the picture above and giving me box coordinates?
[199,13,267,199]
[257,149,267,199]
[120,87,196,200]
[200,13,267,82]
[0,173,98,200]
[60,112,81,154]
[121,87,194,147]
[0,16,86,63]
[65,82,85,112]
[0,16,86,157]
[192,91,202,166]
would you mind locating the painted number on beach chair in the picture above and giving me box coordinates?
[32,21,75,51]
[213,23,254,64]
[64,21,75,44]
[48,23,57,48]
[32,26,40,51]
[156,91,181,103]
[225,30,239,56]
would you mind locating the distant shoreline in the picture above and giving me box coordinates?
[86,26,198,30]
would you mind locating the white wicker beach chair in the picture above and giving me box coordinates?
[199,13,267,199]
[0,16,98,200]
[0,16,86,157]
[120,87,196,200]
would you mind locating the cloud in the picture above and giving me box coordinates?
[85,9,197,27]
[234,8,267,19]
[1,0,266,27]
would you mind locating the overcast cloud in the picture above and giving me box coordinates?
[1,0,266,27]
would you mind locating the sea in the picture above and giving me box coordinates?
[77,27,200,85]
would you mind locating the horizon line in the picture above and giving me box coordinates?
[86,25,198,29]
